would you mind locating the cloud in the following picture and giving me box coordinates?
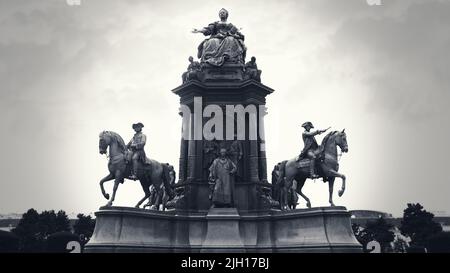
[325,0,450,120]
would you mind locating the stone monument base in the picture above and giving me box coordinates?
[84,206,362,253]
[201,207,245,253]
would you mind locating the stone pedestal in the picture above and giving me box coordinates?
[201,208,244,252]
[84,206,362,253]
[171,79,274,212]
[199,63,245,82]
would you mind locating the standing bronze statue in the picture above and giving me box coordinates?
[98,131,173,208]
[208,148,237,208]
[276,129,348,210]
[192,8,246,66]
[297,121,330,179]
[203,139,220,180]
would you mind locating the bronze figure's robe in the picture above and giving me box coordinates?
[209,157,237,207]
[198,21,246,66]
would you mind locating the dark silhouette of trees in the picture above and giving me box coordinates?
[426,232,450,253]
[0,230,19,252]
[46,231,81,253]
[400,203,442,249]
[73,213,96,245]
[11,209,43,252]
[352,218,395,253]
[12,209,71,252]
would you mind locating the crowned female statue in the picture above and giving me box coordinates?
[192,8,247,66]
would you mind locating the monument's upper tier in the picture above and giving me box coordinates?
[182,9,262,83]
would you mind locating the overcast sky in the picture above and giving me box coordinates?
[1,0,449,216]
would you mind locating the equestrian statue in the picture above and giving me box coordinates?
[98,123,174,209]
[274,122,349,210]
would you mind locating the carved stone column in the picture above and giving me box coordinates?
[258,105,268,183]
[178,108,189,183]
[187,112,196,181]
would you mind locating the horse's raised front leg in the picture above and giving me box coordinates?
[106,170,123,207]
[328,177,335,206]
[99,173,114,200]
[328,169,346,197]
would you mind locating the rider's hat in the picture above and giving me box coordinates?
[301,121,314,129]
[132,122,144,129]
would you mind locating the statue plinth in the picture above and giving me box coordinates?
[171,79,274,212]
[200,208,245,252]
[199,63,245,82]
[84,206,362,253]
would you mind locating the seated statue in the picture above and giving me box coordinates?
[192,8,247,66]
[182,56,201,83]
[244,56,262,81]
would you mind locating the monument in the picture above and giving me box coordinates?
[85,9,362,253]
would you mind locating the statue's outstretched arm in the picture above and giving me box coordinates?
[192,27,209,34]
[303,131,320,137]
[191,28,204,34]
[192,23,214,35]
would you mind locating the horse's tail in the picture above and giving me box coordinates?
[161,163,174,199]
[277,160,288,188]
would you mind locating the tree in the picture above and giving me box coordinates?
[352,223,364,243]
[426,232,450,253]
[73,213,96,245]
[46,232,81,253]
[12,209,71,252]
[392,233,409,253]
[352,219,395,253]
[400,203,442,248]
[0,230,20,252]
[12,209,43,252]
[55,210,71,232]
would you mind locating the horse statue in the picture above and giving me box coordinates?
[98,131,173,208]
[275,129,348,210]
[143,163,176,211]
[272,163,298,210]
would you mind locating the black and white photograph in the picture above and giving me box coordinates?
[0,0,450,269]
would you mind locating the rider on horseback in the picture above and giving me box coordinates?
[127,122,147,180]
[297,121,329,179]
